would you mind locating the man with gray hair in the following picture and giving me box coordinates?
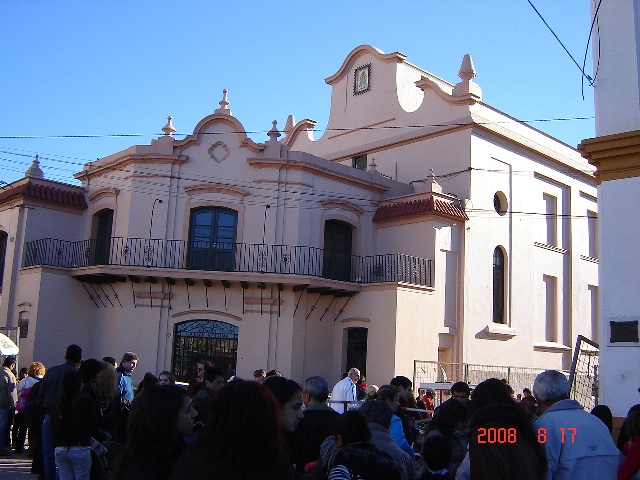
[330,367,360,413]
[359,400,416,480]
[294,376,340,476]
[532,370,620,480]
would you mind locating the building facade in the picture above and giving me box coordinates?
[578,0,640,419]
[0,45,597,388]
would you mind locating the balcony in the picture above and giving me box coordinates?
[22,237,433,287]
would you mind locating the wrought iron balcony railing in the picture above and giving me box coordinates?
[22,237,433,287]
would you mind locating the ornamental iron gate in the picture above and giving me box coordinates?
[172,320,239,381]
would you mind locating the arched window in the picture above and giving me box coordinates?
[188,208,238,271]
[323,220,353,281]
[0,231,7,292]
[493,247,506,323]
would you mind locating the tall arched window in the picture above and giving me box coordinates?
[493,247,506,324]
[323,220,353,281]
[90,209,114,265]
[0,231,7,292]
[188,207,238,271]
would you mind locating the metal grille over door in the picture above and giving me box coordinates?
[172,320,239,381]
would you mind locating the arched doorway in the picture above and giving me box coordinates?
[323,220,353,281]
[172,320,239,381]
[90,209,113,265]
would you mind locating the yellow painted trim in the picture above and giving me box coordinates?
[579,130,640,183]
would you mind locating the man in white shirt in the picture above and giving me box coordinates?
[330,367,360,412]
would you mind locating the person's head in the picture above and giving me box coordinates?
[79,359,105,386]
[390,375,412,401]
[333,410,371,450]
[468,378,514,416]
[65,344,82,364]
[590,405,613,433]
[265,369,283,378]
[3,356,16,369]
[523,387,533,397]
[203,367,226,393]
[423,388,435,398]
[102,356,117,367]
[422,434,452,472]
[373,384,400,413]
[18,367,28,379]
[626,411,640,440]
[142,372,158,389]
[120,352,139,373]
[347,368,360,384]
[158,371,176,385]
[263,376,304,432]
[112,384,195,478]
[303,376,330,406]
[197,360,212,380]
[450,381,471,403]
[365,384,379,397]
[27,361,46,378]
[253,369,266,382]
[358,400,393,429]
[97,362,119,399]
[429,398,469,436]
[533,370,569,412]
[196,380,283,477]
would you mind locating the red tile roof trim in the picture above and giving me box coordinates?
[0,181,87,209]
[373,197,468,222]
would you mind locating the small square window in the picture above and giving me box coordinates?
[352,155,367,171]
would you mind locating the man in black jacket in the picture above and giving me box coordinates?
[37,344,82,480]
[294,376,340,476]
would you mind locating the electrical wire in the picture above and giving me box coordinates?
[0,115,595,141]
[581,0,604,99]
[525,0,594,86]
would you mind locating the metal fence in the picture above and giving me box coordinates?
[568,335,599,411]
[414,360,564,404]
[23,237,433,287]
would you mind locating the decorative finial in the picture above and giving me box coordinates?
[25,154,44,179]
[367,157,378,173]
[284,114,295,136]
[267,120,281,142]
[162,116,176,136]
[458,54,476,81]
[214,89,232,115]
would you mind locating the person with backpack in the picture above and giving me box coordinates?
[14,362,45,453]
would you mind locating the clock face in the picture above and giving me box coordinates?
[354,64,371,95]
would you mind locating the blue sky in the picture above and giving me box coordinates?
[1,1,595,186]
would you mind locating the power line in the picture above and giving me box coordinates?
[0,115,595,141]
[525,0,594,86]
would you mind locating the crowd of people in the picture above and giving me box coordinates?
[1,345,639,480]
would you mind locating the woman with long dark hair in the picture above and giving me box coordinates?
[52,371,103,480]
[424,397,469,476]
[459,378,546,480]
[110,384,196,480]
[372,384,415,457]
[169,379,293,479]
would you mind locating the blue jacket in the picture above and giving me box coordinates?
[533,399,621,480]
[117,366,134,401]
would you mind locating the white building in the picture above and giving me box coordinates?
[578,1,640,420]
[0,46,597,389]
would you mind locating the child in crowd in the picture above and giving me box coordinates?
[420,435,453,480]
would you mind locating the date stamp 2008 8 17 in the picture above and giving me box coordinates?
[476,427,577,444]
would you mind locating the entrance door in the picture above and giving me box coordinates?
[346,327,367,378]
[90,209,113,265]
[172,320,239,381]
[323,220,353,281]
